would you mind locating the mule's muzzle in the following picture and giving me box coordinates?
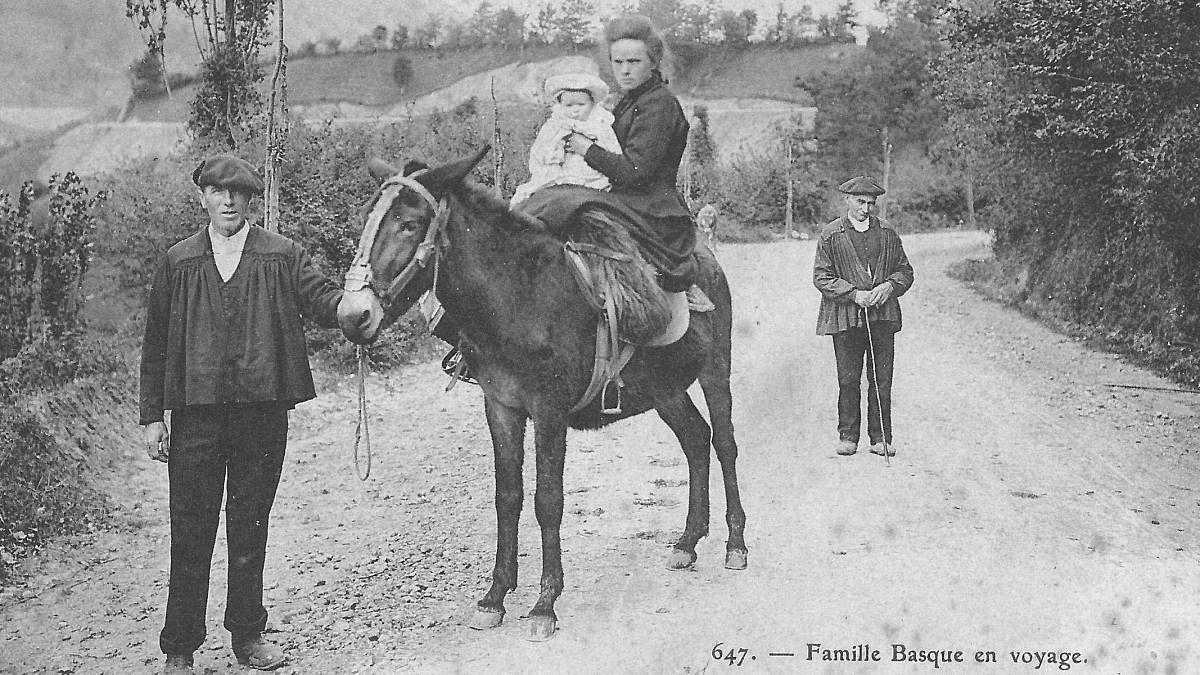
[338,289,384,344]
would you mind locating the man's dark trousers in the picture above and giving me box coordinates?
[159,404,288,655]
[832,322,896,445]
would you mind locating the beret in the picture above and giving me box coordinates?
[544,73,609,106]
[838,176,886,196]
[192,154,264,195]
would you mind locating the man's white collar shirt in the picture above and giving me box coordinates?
[848,215,871,232]
[209,224,250,282]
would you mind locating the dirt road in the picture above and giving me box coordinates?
[4,230,1199,674]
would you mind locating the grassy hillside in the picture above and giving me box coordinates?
[0,0,198,111]
[672,43,859,104]
[129,41,850,122]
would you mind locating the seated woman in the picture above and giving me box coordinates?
[562,14,698,294]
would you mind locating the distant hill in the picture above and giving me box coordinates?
[129,42,852,122]
[0,0,875,113]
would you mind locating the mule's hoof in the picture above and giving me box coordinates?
[724,549,748,570]
[665,548,697,570]
[525,615,557,642]
[468,608,505,630]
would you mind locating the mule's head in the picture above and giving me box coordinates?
[337,146,490,344]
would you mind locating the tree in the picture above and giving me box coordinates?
[442,17,470,49]
[788,4,817,44]
[766,3,788,43]
[715,10,751,46]
[936,0,1200,364]
[741,9,758,41]
[675,1,714,43]
[530,5,558,45]
[468,2,496,45]
[493,7,527,48]
[392,55,414,92]
[126,0,272,147]
[128,48,166,99]
[635,0,684,41]
[834,0,858,37]
[554,0,595,49]
[800,1,945,178]
[414,15,443,49]
[391,23,410,50]
[371,24,389,49]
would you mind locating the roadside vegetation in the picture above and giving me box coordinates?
[4,0,1198,581]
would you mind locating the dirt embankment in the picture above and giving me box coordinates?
[3,230,1199,674]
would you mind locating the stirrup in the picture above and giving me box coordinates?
[441,346,478,386]
[600,379,622,414]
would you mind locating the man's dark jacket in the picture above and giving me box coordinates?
[139,225,343,425]
[813,216,914,335]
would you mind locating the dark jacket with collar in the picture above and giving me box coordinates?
[813,215,914,335]
[581,71,695,290]
[139,225,343,424]
[583,71,691,220]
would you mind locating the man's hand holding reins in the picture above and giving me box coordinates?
[144,421,170,463]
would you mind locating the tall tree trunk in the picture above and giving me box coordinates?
[785,140,794,238]
[225,0,236,44]
[965,169,976,229]
[880,125,892,221]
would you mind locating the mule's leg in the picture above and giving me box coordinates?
[526,414,568,641]
[656,394,712,570]
[700,364,748,570]
[471,397,527,630]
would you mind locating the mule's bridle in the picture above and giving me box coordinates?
[344,171,449,315]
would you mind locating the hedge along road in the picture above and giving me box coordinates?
[2,230,1199,674]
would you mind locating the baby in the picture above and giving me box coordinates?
[510,73,622,207]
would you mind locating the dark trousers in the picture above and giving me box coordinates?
[159,404,288,655]
[832,324,896,445]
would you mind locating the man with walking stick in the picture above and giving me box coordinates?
[813,176,914,458]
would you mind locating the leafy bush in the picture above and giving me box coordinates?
[938,0,1200,383]
[0,175,106,370]
[0,404,109,582]
[688,143,827,240]
[392,55,414,92]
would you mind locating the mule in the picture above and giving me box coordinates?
[336,147,747,641]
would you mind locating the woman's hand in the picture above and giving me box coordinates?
[564,132,594,156]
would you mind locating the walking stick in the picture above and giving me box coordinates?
[862,304,891,467]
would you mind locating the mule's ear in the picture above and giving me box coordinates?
[419,145,492,191]
[402,160,429,176]
[367,158,399,184]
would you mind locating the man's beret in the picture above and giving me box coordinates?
[838,176,886,197]
[192,154,264,195]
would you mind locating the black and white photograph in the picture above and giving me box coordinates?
[1,0,1198,672]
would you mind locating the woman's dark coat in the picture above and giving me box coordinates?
[583,71,697,291]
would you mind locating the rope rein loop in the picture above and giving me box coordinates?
[346,170,444,480]
[353,344,372,481]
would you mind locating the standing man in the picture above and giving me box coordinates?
[813,176,915,458]
[140,155,346,673]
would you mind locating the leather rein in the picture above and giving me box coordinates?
[343,170,449,317]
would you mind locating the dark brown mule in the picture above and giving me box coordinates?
[336,148,747,641]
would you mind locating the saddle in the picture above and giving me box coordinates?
[518,187,714,415]
[433,186,714,414]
